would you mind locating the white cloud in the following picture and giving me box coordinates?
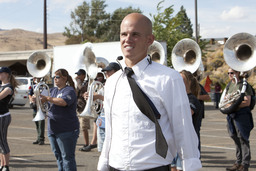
[220,6,246,20]
[200,26,232,38]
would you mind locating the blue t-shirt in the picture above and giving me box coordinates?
[47,86,79,134]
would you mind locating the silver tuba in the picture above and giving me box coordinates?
[147,41,166,65]
[27,51,51,121]
[219,32,256,114]
[171,38,202,74]
[78,46,107,119]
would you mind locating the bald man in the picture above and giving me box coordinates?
[98,13,201,171]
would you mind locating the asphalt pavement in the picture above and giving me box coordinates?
[6,102,256,171]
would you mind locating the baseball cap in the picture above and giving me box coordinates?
[75,69,86,75]
[102,62,121,72]
[0,67,11,74]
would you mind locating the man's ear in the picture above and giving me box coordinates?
[148,34,155,45]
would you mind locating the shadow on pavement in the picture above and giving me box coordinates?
[201,151,256,169]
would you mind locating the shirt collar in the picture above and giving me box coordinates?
[127,55,151,79]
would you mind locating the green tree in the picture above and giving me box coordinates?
[88,0,110,39]
[63,1,90,43]
[174,6,193,37]
[63,0,110,44]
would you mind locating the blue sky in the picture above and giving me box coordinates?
[0,0,255,38]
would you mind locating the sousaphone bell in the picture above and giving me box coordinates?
[171,38,202,74]
[27,51,51,121]
[147,40,166,65]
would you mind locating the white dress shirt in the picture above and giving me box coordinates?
[98,57,202,171]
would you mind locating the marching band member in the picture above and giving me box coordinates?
[75,69,91,152]
[41,68,79,171]
[97,13,201,171]
[29,77,45,145]
[0,67,18,171]
[81,72,106,152]
[225,68,253,171]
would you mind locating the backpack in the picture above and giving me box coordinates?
[226,81,255,110]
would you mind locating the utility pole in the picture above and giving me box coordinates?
[195,0,198,43]
[43,0,47,49]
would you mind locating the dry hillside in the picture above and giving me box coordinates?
[0,29,67,52]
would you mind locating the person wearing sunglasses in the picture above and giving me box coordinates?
[224,68,254,171]
[40,68,79,171]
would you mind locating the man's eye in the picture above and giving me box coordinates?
[132,33,141,37]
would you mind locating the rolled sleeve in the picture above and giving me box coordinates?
[183,158,202,171]
[97,157,109,171]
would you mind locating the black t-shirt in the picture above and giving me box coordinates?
[199,84,208,118]
[188,93,202,133]
[0,83,14,114]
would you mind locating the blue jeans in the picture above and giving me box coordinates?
[48,129,79,171]
[171,153,183,170]
[97,127,105,152]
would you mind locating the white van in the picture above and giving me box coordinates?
[10,77,33,107]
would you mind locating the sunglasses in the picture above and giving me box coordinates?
[53,76,61,79]
[228,72,234,75]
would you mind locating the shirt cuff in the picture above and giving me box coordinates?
[97,157,108,171]
[182,158,202,171]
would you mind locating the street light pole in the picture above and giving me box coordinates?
[43,0,47,49]
[195,0,198,43]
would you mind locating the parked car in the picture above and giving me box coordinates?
[9,77,33,108]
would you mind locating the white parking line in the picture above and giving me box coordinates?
[202,145,235,150]
[201,134,230,139]
[10,126,35,130]
[11,157,38,163]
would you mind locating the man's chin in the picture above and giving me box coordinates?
[123,54,133,59]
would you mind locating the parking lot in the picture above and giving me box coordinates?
[6,102,256,171]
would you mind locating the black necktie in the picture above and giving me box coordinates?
[125,67,168,158]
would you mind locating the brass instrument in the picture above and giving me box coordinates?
[27,51,51,121]
[79,81,104,119]
[219,32,256,113]
[223,32,256,72]
[78,46,108,119]
[171,38,202,74]
[147,41,166,65]
[219,89,241,109]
